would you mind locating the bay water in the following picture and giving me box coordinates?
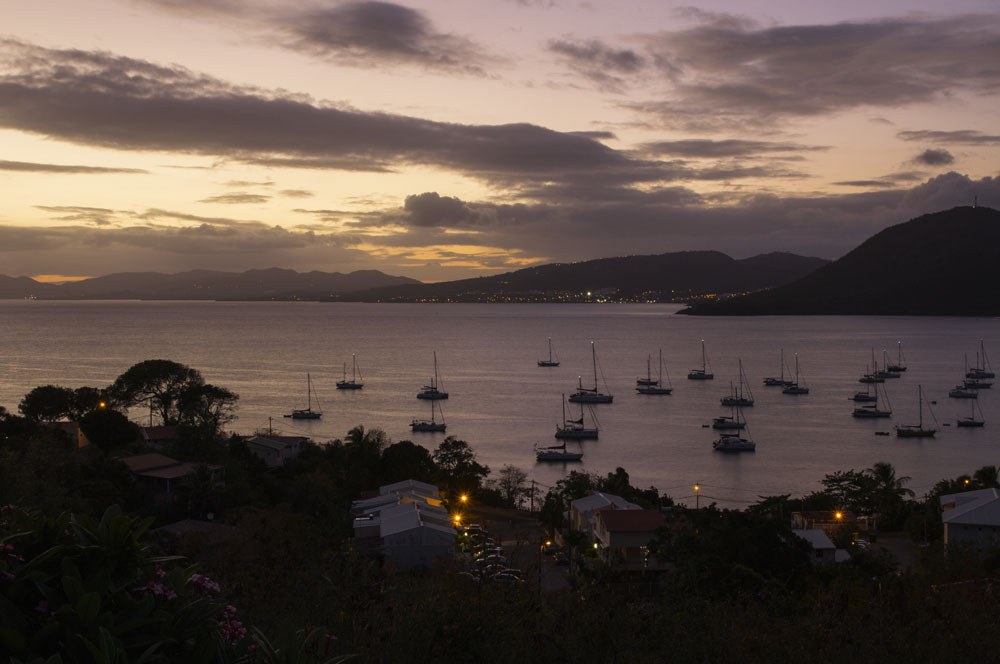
[1,301,997,507]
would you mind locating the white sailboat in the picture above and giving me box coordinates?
[538,337,560,367]
[568,341,613,403]
[721,359,754,406]
[895,385,936,438]
[555,394,599,439]
[637,349,673,395]
[713,430,756,452]
[417,351,449,400]
[782,353,809,394]
[335,353,363,390]
[713,406,746,430]
[411,400,446,432]
[687,339,714,380]
[285,373,322,419]
[966,340,995,379]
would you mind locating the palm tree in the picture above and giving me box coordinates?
[867,462,914,530]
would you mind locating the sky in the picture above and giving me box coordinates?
[2,0,999,282]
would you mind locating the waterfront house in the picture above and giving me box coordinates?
[244,435,307,468]
[593,508,667,570]
[570,492,641,539]
[121,453,224,505]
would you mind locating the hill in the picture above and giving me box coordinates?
[341,251,828,302]
[682,206,1000,315]
[0,268,420,300]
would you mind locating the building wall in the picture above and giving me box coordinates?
[382,527,455,571]
[945,522,1000,547]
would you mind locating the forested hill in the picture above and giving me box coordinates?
[682,206,1000,315]
[342,251,828,302]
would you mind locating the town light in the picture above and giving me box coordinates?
[835,512,843,520]
[453,515,461,525]
[593,542,598,549]
[99,401,106,409]
[460,494,468,503]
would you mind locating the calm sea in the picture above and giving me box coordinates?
[1,301,998,506]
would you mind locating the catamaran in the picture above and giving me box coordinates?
[535,440,583,462]
[895,385,936,437]
[763,349,793,387]
[687,339,714,380]
[335,353,363,390]
[555,394,599,439]
[721,359,754,406]
[568,341,613,403]
[417,351,449,400]
[285,373,322,419]
[713,431,756,452]
[411,399,446,432]
[637,349,673,395]
[538,337,560,367]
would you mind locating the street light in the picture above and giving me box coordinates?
[460,494,468,503]
[694,483,700,509]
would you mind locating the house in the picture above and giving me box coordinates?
[351,480,456,571]
[140,425,178,451]
[570,492,641,539]
[593,508,667,570]
[940,488,1000,548]
[244,435,307,468]
[792,529,849,564]
[42,421,90,449]
[121,453,224,505]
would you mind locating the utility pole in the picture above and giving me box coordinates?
[530,479,536,512]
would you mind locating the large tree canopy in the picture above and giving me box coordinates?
[108,360,206,426]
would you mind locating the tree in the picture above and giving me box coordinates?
[497,465,528,507]
[177,383,239,435]
[18,385,76,421]
[379,441,437,485]
[432,437,489,495]
[108,359,204,425]
[973,465,999,489]
[79,408,141,453]
[70,386,105,419]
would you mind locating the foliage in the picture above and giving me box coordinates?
[79,409,141,454]
[18,385,77,422]
[107,360,208,427]
[432,437,490,495]
[496,465,528,508]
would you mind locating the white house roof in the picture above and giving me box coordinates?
[379,505,457,538]
[571,492,639,514]
[792,529,835,550]
[352,492,448,517]
[379,479,439,497]
[941,488,1000,526]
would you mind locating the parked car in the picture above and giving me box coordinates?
[554,551,569,566]
[492,572,524,585]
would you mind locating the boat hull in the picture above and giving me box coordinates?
[782,386,809,394]
[555,427,598,440]
[417,390,449,400]
[568,392,613,403]
[713,437,755,452]
[336,381,363,390]
[411,422,446,432]
[286,410,321,419]
[895,427,935,438]
[536,451,583,461]
[957,419,985,428]
[637,387,672,395]
[687,371,713,380]
[537,361,560,367]
[853,409,891,418]
[720,397,754,406]
[712,419,745,430]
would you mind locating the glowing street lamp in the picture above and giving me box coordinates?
[460,494,468,503]
[694,483,701,509]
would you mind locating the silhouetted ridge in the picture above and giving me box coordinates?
[682,206,1000,315]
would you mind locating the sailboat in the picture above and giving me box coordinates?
[886,340,907,373]
[963,350,993,388]
[411,400,446,432]
[538,337,560,367]
[285,373,322,419]
[849,375,878,402]
[763,349,793,387]
[555,394,599,439]
[713,406,746,430]
[713,428,756,452]
[417,351,449,400]
[636,349,673,395]
[335,353,363,390]
[873,350,901,379]
[966,340,995,379]
[782,353,809,394]
[949,384,978,399]
[853,379,892,418]
[895,385,937,437]
[687,339,714,380]
[721,359,754,406]
[957,399,985,428]
[568,341,613,403]
[535,440,583,462]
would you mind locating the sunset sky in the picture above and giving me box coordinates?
[3,0,999,282]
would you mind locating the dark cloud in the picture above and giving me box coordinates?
[641,139,827,158]
[635,14,1000,128]
[897,129,1000,145]
[913,149,955,166]
[34,205,123,226]
[278,189,314,198]
[198,192,272,204]
[279,1,492,74]
[549,38,645,91]
[1,40,780,199]
[223,179,274,187]
[0,159,146,174]
[832,180,895,188]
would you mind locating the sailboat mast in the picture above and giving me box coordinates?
[591,341,598,390]
[548,337,553,363]
[918,385,923,427]
[701,340,707,372]
[307,372,312,410]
